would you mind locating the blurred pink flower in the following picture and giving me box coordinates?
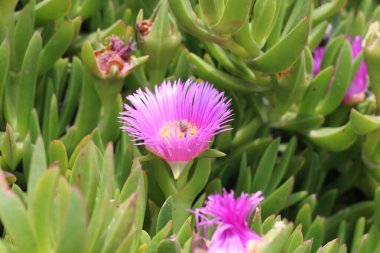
[119,79,232,164]
[193,190,263,253]
[312,47,325,77]
[313,36,367,105]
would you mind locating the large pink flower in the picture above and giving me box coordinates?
[119,79,232,164]
[313,36,368,105]
[193,190,263,253]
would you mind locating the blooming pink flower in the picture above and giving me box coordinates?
[313,36,368,105]
[119,79,232,175]
[193,190,264,253]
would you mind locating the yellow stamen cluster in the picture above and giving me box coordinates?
[159,120,197,139]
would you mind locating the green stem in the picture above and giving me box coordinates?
[152,159,178,197]
[175,161,193,190]
[152,158,211,233]
[74,70,101,144]
[100,93,122,143]
[92,78,124,143]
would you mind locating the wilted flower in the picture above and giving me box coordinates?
[193,190,264,253]
[81,35,148,81]
[94,36,136,76]
[119,79,232,178]
[313,36,368,105]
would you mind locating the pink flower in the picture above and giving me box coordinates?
[312,36,368,105]
[119,79,232,177]
[193,190,264,253]
[343,36,367,104]
[312,47,325,77]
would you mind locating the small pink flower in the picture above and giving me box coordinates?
[312,47,325,77]
[343,36,367,104]
[313,36,368,105]
[193,190,264,253]
[119,79,232,176]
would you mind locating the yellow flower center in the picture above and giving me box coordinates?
[159,120,197,139]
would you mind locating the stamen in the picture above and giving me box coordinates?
[159,120,197,139]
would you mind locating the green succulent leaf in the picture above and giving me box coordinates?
[308,122,357,152]
[251,17,309,73]
[350,109,380,135]
[211,0,252,35]
[0,173,39,253]
[35,0,71,26]
[15,32,42,136]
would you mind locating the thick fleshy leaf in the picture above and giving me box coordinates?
[350,109,380,135]
[0,40,9,118]
[35,0,71,26]
[58,57,83,134]
[156,196,173,234]
[157,238,181,253]
[251,0,277,48]
[251,17,309,73]
[308,123,357,152]
[316,41,353,115]
[15,32,42,136]
[55,185,86,253]
[70,140,101,215]
[252,138,280,193]
[305,217,325,253]
[13,2,35,70]
[1,124,22,170]
[261,177,294,218]
[311,0,346,24]
[48,140,68,175]
[188,53,270,92]
[100,194,138,253]
[236,153,251,194]
[211,0,251,34]
[30,168,60,252]
[38,20,75,74]
[168,0,213,40]
[0,173,39,253]
[28,137,47,199]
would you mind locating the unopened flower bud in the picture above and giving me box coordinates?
[136,0,181,84]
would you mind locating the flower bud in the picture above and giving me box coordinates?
[136,0,181,84]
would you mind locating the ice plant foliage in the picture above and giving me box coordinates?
[193,190,264,253]
[313,36,368,104]
[95,36,136,76]
[119,79,232,176]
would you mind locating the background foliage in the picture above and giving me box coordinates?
[1,0,380,252]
